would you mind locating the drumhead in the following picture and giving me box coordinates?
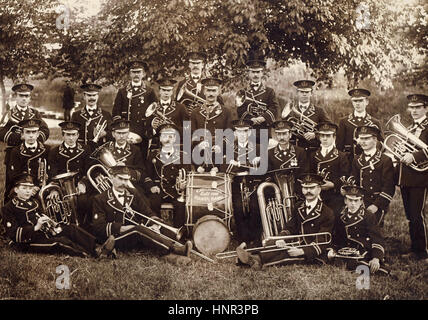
[193,215,230,256]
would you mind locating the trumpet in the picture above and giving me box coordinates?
[216,232,332,260]
[93,118,107,143]
[235,90,267,108]
[175,168,187,203]
[382,114,428,172]
[327,247,367,260]
[281,102,317,140]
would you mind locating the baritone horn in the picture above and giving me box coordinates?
[39,171,79,225]
[281,102,317,139]
[382,114,428,172]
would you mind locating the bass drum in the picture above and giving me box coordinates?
[192,215,230,256]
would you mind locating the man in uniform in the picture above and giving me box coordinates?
[311,122,350,216]
[71,83,112,150]
[336,88,382,162]
[147,124,191,228]
[0,83,50,202]
[350,125,395,227]
[329,185,389,275]
[146,78,188,150]
[190,77,233,170]
[6,119,49,203]
[282,80,330,165]
[236,59,278,145]
[176,51,208,117]
[112,60,157,159]
[235,173,334,270]
[91,165,193,258]
[396,94,428,263]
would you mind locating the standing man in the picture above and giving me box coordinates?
[62,79,75,121]
[350,125,395,227]
[282,80,330,164]
[337,89,382,162]
[396,94,428,263]
[236,59,278,144]
[311,122,350,216]
[235,173,334,270]
[190,78,233,170]
[112,60,157,159]
[176,51,208,117]
[71,83,112,150]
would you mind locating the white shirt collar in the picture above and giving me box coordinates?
[112,187,126,204]
[86,105,97,111]
[321,144,334,155]
[305,198,318,210]
[161,146,174,157]
[160,99,171,107]
[354,110,367,118]
[299,102,310,109]
[64,142,76,149]
[25,142,37,149]
[278,144,290,151]
[16,105,28,112]
[115,142,126,149]
[414,115,426,124]
[364,148,377,158]
[131,81,142,87]
[238,141,249,148]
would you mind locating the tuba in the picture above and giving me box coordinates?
[382,114,428,172]
[39,171,79,225]
[281,102,317,140]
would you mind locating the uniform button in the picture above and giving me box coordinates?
[311,223,314,227]
[348,235,351,238]
[357,234,360,237]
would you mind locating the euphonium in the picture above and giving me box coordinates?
[281,102,317,139]
[257,181,289,246]
[383,114,428,172]
[87,164,113,193]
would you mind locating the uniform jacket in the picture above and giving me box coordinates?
[71,106,112,147]
[112,82,157,139]
[236,83,279,130]
[48,142,91,181]
[2,197,47,243]
[336,113,382,155]
[146,100,189,138]
[7,142,49,185]
[284,103,330,150]
[268,144,309,178]
[334,206,385,260]
[148,147,191,199]
[397,117,428,187]
[176,77,206,117]
[351,149,395,210]
[0,106,50,146]
[91,187,156,240]
[311,147,351,201]
[190,102,233,139]
[280,199,335,260]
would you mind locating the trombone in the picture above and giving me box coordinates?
[215,232,331,260]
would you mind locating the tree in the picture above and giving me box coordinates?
[0,0,59,114]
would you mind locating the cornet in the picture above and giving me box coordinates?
[175,168,187,203]
[35,212,63,237]
[92,118,107,143]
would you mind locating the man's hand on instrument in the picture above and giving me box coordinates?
[287,247,305,257]
[250,117,264,125]
[212,145,221,153]
[402,153,415,165]
[275,239,287,248]
[77,182,86,195]
[31,186,40,197]
[369,257,380,273]
[127,135,139,144]
[229,159,240,167]
[303,132,316,141]
[148,224,161,233]
[34,216,50,231]
[327,248,336,260]
[198,140,210,150]
[366,204,378,214]
[197,166,205,173]
[251,157,261,167]
[152,117,162,130]
[120,225,135,233]
[151,186,161,194]
[48,190,60,200]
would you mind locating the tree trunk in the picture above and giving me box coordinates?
[0,68,6,116]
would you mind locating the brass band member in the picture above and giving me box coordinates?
[0,84,50,202]
[330,185,389,275]
[227,119,263,243]
[190,77,232,170]
[91,165,192,258]
[2,173,110,258]
[337,89,382,161]
[6,119,49,203]
[235,173,334,270]
[112,60,157,159]
[71,83,112,150]
[236,59,278,144]
[147,124,191,228]
[146,78,188,150]
[397,94,428,263]
[350,125,395,227]
[311,122,350,216]
[176,51,208,117]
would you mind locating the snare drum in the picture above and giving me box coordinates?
[193,215,230,255]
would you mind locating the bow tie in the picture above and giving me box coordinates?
[117,192,125,199]
[161,102,169,107]
[251,83,260,89]
[28,146,36,152]
[87,108,96,113]
[299,104,309,110]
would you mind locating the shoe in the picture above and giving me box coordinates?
[173,240,193,257]
[96,235,116,258]
[236,243,262,270]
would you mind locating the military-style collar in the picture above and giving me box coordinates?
[199,102,223,120]
[340,207,365,225]
[357,148,382,167]
[156,147,181,165]
[59,141,84,159]
[106,188,134,218]
[298,199,322,223]
[20,141,45,157]
[273,144,298,168]
[347,112,373,127]
[79,106,102,120]
[10,106,36,123]
[315,147,339,162]
[246,82,266,94]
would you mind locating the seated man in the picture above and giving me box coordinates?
[329,185,389,275]
[236,173,334,269]
[2,173,112,258]
[91,165,192,259]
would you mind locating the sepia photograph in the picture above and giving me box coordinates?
[0,0,426,306]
